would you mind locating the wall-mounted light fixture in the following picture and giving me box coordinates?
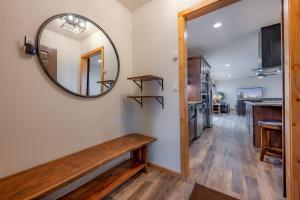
[24,36,36,55]
[60,15,86,34]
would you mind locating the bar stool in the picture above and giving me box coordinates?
[258,120,283,161]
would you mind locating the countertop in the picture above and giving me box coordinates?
[188,101,202,105]
[245,101,283,107]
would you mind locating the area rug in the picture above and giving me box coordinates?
[189,184,238,200]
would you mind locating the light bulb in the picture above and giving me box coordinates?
[213,22,222,28]
[68,15,73,21]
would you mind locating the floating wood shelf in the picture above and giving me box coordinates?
[127,96,164,109]
[97,80,115,88]
[127,75,163,91]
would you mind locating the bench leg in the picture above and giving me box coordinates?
[141,145,148,173]
[131,146,148,173]
[132,148,141,161]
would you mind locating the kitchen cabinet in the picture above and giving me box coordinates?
[188,104,197,145]
[188,57,201,102]
[259,23,281,68]
[188,55,213,145]
[188,56,211,102]
[196,104,205,138]
[246,102,254,136]
[189,117,196,145]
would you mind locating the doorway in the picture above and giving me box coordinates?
[178,0,299,199]
[80,47,104,96]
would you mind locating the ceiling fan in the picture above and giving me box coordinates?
[249,67,281,78]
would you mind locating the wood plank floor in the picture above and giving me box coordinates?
[106,114,283,200]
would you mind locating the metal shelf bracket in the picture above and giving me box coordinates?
[154,96,164,109]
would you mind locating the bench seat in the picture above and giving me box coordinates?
[0,134,156,200]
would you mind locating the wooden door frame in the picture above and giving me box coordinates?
[178,0,241,179]
[282,0,300,199]
[178,0,299,199]
[80,47,105,95]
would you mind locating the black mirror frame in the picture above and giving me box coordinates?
[35,13,120,98]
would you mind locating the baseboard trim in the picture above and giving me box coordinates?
[148,162,183,179]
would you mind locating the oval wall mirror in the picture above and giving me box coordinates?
[36,14,120,98]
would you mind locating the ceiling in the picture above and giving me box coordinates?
[187,0,281,81]
[117,0,152,11]
[45,18,99,41]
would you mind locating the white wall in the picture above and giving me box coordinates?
[131,0,207,173]
[0,0,206,180]
[0,0,133,178]
[215,76,283,109]
[0,0,237,180]
[41,29,81,93]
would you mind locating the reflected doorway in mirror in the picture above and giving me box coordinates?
[80,47,105,96]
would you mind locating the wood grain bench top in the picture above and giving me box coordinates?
[0,134,156,200]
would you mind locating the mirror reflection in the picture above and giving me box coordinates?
[38,14,119,97]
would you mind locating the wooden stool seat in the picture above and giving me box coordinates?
[258,120,283,161]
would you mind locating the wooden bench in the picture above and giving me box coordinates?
[0,134,156,200]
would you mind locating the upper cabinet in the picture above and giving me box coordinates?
[188,57,201,102]
[259,23,282,69]
[188,56,211,102]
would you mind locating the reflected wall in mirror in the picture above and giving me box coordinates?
[36,14,120,97]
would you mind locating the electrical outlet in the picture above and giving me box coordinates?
[172,52,178,62]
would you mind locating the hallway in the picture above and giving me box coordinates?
[189,114,283,199]
[107,114,283,200]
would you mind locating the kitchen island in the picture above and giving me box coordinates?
[245,101,283,147]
